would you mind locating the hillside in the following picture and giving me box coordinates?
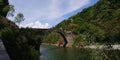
[53,0,120,44]
[0,17,18,30]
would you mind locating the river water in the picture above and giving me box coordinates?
[40,45,120,60]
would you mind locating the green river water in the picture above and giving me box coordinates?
[40,45,120,60]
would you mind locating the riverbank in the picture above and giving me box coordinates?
[40,44,120,60]
[41,43,120,50]
[83,45,120,50]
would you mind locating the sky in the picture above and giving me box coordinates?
[8,0,98,28]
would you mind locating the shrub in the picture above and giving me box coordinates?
[1,27,39,60]
[44,32,60,43]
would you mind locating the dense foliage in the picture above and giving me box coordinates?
[53,0,120,44]
[0,0,43,60]
[0,17,44,60]
[1,27,41,60]
[44,32,61,44]
[0,0,9,17]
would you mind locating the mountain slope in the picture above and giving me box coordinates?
[53,0,120,44]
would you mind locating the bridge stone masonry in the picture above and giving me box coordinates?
[20,28,74,48]
[20,28,73,47]
[66,31,74,47]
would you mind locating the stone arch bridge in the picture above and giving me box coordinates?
[20,28,68,47]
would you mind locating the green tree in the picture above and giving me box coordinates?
[0,0,9,17]
[14,13,25,26]
[0,0,3,3]
[7,5,15,17]
[44,32,60,43]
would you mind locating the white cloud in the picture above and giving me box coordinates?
[9,0,91,28]
[36,0,90,20]
[20,21,49,28]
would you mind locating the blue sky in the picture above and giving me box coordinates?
[8,0,98,28]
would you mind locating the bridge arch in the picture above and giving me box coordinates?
[50,30,68,47]
[20,28,68,47]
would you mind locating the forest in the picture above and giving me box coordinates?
[53,0,120,45]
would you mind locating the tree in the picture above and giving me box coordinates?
[0,0,3,4]
[0,0,9,17]
[7,5,15,17]
[14,13,25,26]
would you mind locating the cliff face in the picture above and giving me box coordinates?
[53,0,120,43]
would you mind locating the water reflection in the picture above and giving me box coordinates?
[40,45,120,60]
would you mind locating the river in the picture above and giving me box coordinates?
[40,45,120,60]
[0,39,120,60]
